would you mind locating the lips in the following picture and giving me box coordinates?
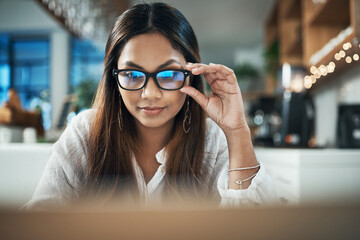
[140,106,166,116]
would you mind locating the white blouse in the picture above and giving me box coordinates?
[23,109,276,210]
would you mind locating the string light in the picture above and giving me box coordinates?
[306,38,359,91]
[304,82,312,89]
[304,75,312,85]
[310,66,318,74]
[314,72,321,79]
[335,53,341,60]
[339,50,346,58]
[345,56,352,63]
[343,42,352,50]
[327,62,335,73]
[39,0,119,47]
[311,75,317,84]
[319,65,327,75]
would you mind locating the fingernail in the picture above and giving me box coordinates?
[209,63,215,65]
[187,62,193,65]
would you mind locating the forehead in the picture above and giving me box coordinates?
[117,33,186,69]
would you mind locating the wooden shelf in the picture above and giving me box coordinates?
[265,1,279,48]
[284,0,301,19]
[282,20,303,65]
[305,0,350,26]
[266,0,357,66]
[302,0,353,66]
[279,0,303,65]
[264,0,359,92]
[286,34,303,57]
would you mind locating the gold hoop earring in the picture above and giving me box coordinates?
[118,97,123,132]
[183,97,191,133]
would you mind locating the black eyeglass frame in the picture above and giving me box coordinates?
[112,68,191,91]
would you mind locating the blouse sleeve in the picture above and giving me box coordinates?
[21,110,93,211]
[217,162,277,207]
[206,118,277,207]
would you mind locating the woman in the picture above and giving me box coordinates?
[24,2,275,210]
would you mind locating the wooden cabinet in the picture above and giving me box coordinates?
[266,0,360,69]
[302,0,353,67]
[279,0,303,66]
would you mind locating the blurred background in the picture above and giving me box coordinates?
[0,0,359,208]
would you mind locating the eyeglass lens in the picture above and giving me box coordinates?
[117,70,185,90]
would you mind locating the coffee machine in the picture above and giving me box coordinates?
[280,91,314,147]
[337,104,360,148]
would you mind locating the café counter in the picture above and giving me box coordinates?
[1,144,360,207]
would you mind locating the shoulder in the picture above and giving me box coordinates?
[69,108,96,130]
[61,108,96,138]
[46,109,97,188]
[52,108,96,159]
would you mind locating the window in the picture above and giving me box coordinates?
[12,38,50,109]
[0,34,51,129]
[70,38,104,111]
[0,33,10,104]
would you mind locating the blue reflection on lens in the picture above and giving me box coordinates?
[157,70,184,89]
[129,71,145,88]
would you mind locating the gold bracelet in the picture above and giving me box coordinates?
[233,173,257,189]
[228,164,260,172]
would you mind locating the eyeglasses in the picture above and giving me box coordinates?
[112,69,191,91]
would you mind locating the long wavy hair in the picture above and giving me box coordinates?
[84,2,207,201]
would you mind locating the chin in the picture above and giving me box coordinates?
[136,117,174,130]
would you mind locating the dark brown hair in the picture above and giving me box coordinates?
[85,2,206,201]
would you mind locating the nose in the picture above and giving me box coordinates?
[141,77,162,99]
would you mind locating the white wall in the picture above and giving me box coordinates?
[0,0,70,127]
[313,66,360,147]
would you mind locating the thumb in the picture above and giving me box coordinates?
[180,86,208,111]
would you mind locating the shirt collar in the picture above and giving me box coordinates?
[155,147,167,165]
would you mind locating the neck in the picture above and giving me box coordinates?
[135,120,174,157]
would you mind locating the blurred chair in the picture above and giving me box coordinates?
[0,89,44,142]
[45,94,78,142]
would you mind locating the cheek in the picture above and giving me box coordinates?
[167,92,186,113]
[119,90,138,111]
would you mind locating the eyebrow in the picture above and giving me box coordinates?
[122,59,182,71]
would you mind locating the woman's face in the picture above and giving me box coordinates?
[117,33,188,130]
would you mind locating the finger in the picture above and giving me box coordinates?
[186,64,215,87]
[209,63,235,76]
[209,63,237,84]
[188,63,234,83]
[208,77,228,88]
[207,71,228,82]
[187,64,223,86]
[180,86,208,111]
[186,62,206,71]
[201,68,231,88]
[187,62,235,76]
[187,63,211,75]
[186,63,237,89]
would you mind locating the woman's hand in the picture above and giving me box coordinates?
[180,62,248,135]
[181,63,258,190]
